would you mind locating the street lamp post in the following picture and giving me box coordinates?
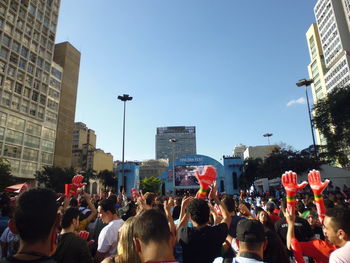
[263,133,273,145]
[117,94,133,192]
[296,79,318,159]
[169,138,177,195]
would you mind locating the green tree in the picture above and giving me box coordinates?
[140,176,161,194]
[0,157,14,191]
[98,170,117,191]
[34,166,76,193]
[313,85,350,167]
[240,147,323,189]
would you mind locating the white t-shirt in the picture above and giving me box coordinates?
[330,241,350,263]
[97,219,123,257]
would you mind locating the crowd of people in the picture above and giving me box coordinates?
[0,169,349,263]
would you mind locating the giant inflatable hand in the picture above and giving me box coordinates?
[65,174,86,196]
[282,171,307,213]
[195,166,217,199]
[308,170,329,223]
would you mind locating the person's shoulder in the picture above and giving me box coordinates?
[1,257,57,263]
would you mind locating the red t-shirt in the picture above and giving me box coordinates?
[269,213,281,224]
[300,239,337,263]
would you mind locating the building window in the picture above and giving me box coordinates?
[0,112,6,126]
[47,99,58,111]
[31,91,39,102]
[42,127,55,140]
[0,47,9,59]
[14,82,23,95]
[24,134,40,149]
[21,161,37,175]
[4,79,13,91]
[5,129,23,145]
[41,151,53,164]
[1,91,11,107]
[37,106,44,119]
[48,88,59,100]
[21,46,29,57]
[23,148,39,161]
[7,115,25,131]
[7,158,19,173]
[11,96,20,110]
[3,144,21,158]
[0,127,4,140]
[20,99,29,113]
[26,122,41,136]
[45,110,57,124]
[2,34,11,47]
[29,103,37,117]
[41,139,54,152]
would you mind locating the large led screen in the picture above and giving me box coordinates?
[174,165,205,187]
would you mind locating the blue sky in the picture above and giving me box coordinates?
[55,0,318,162]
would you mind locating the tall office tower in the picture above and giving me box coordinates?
[306,0,350,145]
[0,0,69,180]
[306,24,328,145]
[155,126,196,164]
[314,0,350,92]
[53,42,80,168]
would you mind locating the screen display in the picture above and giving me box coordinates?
[174,165,204,187]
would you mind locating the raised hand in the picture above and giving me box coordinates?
[308,170,328,223]
[195,166,217,199]
[308,170,329,195]
[282,171,307,213]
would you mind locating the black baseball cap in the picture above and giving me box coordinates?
[236,219,265,243]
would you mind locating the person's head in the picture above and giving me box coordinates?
[323,207,350,246]
[143,192,157,207]
[79,198,88,208]
[99,199,117,224]
[187,198,210,226]
[133,209,175,262]
[9,188,58,255]
[305,211,318,227]
[265,202,275,214]
[117,217,141,263]
[257,210,269,225]
[236,219,267,258]
[222,195,236,214]
[69,197,78,208]
[61,207,80,230]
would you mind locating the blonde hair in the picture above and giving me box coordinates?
[116,216,141,263]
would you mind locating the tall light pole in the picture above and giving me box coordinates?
[263,133,273,145]
[169,138,177,195]
[296,79,318,159]
[117,94,133,192]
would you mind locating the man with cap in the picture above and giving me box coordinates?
[232,219,267,263]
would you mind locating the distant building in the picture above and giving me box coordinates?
[71,122,112,172]
[233,144,247,159]
[243,145,279,160]
[139,159,168,180]
[155,126,196,163]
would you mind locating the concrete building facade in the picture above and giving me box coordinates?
[243,145,279,160]
[71,122,113,173]
[155,126,196,164]
[139,159,168,180]
[53,42,80,168]
[0,0,71,179]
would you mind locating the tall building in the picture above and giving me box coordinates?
[53,42,80,168]
[155,126,196,164]
[306,0,350,145]
[0,0,76,180]
[232,144,247,159]
[71,122,113,173]
[243,145,279,160]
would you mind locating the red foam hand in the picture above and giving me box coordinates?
[282,171,307,213]
[77,231,89,240]
[131,188,139,199]
[65,184,76,196]
[195,166,217,199]
[308,170,329,196]
[308,170,328,223]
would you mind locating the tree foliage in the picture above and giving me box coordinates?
[0,157,14,191]
[240,147,323,189]
[140,176,161,194]
[313,85,350,167]
[97,170,117,191]
[34,166,76,193]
